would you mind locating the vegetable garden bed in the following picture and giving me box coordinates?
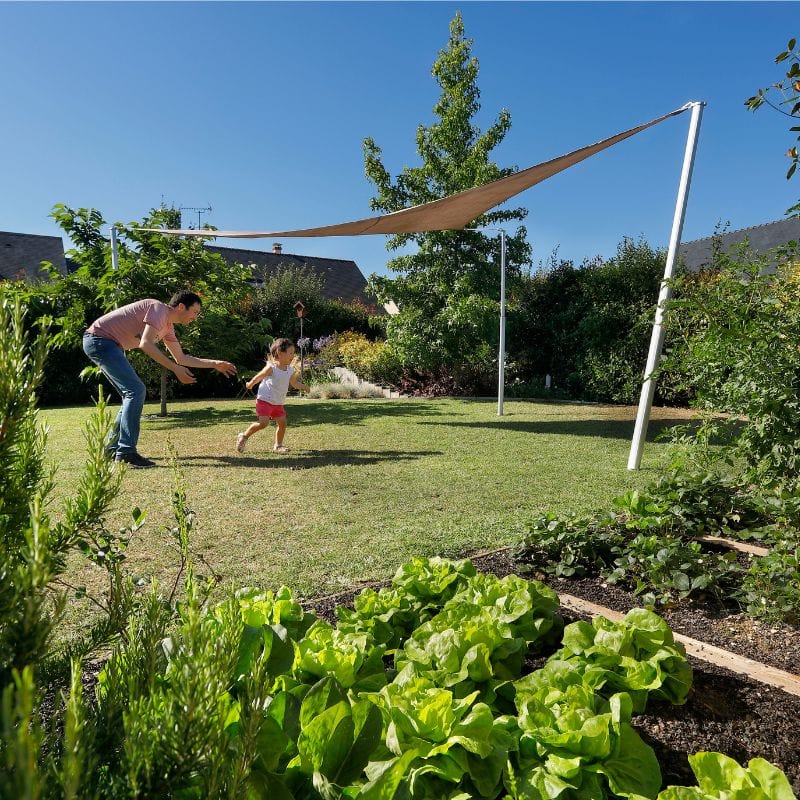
[477,549,800,793]
[308,548,800,794]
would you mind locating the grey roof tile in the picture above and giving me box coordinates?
[679,217,800,271]
[205,244,379,307]
[0,231,66,282]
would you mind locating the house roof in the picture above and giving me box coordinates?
[0,231,66,282]
[678,217,800,271]
[205,244,377,307]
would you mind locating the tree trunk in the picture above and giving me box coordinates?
[160,367,169,417]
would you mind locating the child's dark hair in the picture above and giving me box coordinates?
[168,290,203,308]
[269,337,295,359]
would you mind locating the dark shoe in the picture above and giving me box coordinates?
[115,451,156,469]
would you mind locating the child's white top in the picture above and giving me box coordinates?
[257,364,294,405]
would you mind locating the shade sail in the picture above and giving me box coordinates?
[138,105,689,239]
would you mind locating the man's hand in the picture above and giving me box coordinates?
[174,365,197,385]
[215,360,238,378]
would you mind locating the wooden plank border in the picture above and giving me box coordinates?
[694,535,769,557]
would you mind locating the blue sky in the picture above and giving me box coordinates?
[1,1,797,278]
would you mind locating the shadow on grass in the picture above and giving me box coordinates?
[143,400,453,430]
[416,417,740,444]
[171,448,444,470]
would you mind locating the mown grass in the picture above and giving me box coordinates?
[43,397,692,636]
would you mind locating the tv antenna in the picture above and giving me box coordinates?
[179,204,212,229]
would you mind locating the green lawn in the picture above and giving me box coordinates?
[43,397,690,623]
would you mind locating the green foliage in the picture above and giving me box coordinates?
[295,620,388,691]
[745,37,800,195]
[658,751,798,800]
[392,555,477,604]
[396,573,562,690]
[246,267,380,345]
[308,331,403,387]
[605,532,741,608]
[249,263,326,342]
[0,297,131,685]
[337,556,477,654]
[510,664,662,800]
[364,12,531,371]
[335,332,403,385]
[508,237,667,403]
[51,205,253,316]
[665,241,800,483]
[739,541,800,625]
[547,608,693,713]
[0,667,43,800]
[0,296,140,797]
[513,513,626,579]
[362,675,515,800]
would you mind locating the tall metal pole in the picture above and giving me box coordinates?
[300,315,304,377]
[497,229,507,416]
[628,101,705,470]
[110,225,119,274]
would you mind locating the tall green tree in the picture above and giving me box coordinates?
[363,12,531,372]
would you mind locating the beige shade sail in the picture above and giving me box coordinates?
[138,105,689,239]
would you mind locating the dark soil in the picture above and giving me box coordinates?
[305,547,800,794]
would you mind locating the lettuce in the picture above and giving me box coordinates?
[361,674,516,798]
[448,573,563,649]
[657,752,798,800]
[294,619,387,691]
[336,558,481,655]
[511,662,661,799]
[337,586,425,651]
[550,608,693,712]
[392,556,477,602]
[397,574,563,692]
[234,585,317,640]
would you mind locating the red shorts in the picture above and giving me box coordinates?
[255,399,286,419]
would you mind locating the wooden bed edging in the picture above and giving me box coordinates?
[694,535,769,557]
[559,594,800,698]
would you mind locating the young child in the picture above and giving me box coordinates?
[236,338,309,454]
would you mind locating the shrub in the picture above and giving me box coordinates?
[665,240,800,483]
[314,331,402,386]
[507,237,667,404]
[306,382,384,400]
[738,542,800,625]
[0,296,133,684]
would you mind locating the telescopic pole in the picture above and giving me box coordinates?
[497,229,507,416]
[628,101,705,470]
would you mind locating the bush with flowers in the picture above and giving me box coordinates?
[308,332,402,387]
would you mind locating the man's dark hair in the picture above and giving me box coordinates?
[168,290,203,309]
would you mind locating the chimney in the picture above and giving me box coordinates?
[272,242,282,254]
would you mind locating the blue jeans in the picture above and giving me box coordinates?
[82,333,146,456]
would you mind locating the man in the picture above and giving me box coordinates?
[82,290,237,468]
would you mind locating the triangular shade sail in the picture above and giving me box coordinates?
[138,105,688,239]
